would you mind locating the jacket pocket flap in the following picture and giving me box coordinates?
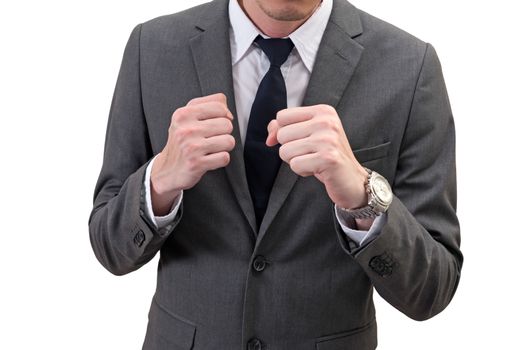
[147,298,196,349]
[353,141,391,163]
[315,320,377,350]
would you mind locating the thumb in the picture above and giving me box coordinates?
[266,119,279,146]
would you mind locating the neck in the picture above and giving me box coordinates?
[238,0,321,38]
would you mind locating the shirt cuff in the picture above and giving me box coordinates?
[144,154,183,229]
[334,205,387,247]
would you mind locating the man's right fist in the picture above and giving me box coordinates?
[150,93,235,216]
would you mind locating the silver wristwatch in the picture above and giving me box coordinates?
[340,168,393,219]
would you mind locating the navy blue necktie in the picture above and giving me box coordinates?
[244,35,295,229]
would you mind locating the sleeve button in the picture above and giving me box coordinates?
[133,230,146,247]
[369,253,394,277]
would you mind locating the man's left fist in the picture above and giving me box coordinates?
[266,104,369,210]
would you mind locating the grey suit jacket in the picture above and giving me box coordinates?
[88,0,463,349]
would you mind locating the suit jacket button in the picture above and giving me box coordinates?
[252,256,267,272]
[369,253,394,277]
[247,338,263,350]
[133,230,145,247]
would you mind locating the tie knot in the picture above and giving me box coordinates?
[254,35,295,67]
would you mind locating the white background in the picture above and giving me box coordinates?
[1,0,524,349]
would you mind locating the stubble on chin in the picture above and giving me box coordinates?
[254,0,318,22]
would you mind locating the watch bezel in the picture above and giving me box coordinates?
[368,171,393,209]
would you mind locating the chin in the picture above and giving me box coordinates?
[256,0,318,22]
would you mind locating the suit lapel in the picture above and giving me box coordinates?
[189,0,258,236]
[257,0,365,241]
[187,0,364,241]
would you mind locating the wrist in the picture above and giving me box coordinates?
[150,185,181,217]
[150,154,182,216]
[335,165,369,209]
[355,218,374,231]
[151,152,183,194]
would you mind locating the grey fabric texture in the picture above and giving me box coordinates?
[88,0,463,349]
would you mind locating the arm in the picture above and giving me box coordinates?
[88,25,182,276]
[88,25,236,276]
[266,43,461,320]
[334,43,463,320]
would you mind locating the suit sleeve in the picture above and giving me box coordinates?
[333,43,463,321]
[88,24,182,276]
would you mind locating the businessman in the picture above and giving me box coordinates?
[89,0,463,349]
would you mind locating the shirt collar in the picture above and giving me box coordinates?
[229,0,333,73]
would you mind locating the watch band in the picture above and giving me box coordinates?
[339,205,380,219]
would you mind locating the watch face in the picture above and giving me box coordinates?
[371,175,393,206]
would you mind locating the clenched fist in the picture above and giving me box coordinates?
[150,93,235,215]
[266,105,372,228]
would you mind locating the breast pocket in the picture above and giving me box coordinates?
[142,298,197,350]
[352,141,391,164]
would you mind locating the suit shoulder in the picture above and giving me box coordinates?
[138,2,213,45]
[356,8,428,59]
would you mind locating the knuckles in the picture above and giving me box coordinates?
[317,133,338,148]
[278,145,291,162]
[205,102,229,116]
[172,107,189,123]
[209,152,231,171]
[225,135,236,150]
[186,156,202,173]
[173,125,197,140]
[276,131,285,145]
[319,149,339,167]
[172,101,230,125]
[187,92,227,106]
[221,152,231,166]
[221,119,234,134]
[212,92,227,104]
[289,158,308,177]
[314,117,339,133]
[183,141,201,154]
[317,104,336,115]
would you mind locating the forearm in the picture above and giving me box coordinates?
[333,42,462,320]
[334,196,461,320]
[88,24,182,275]
[90,162,163,275]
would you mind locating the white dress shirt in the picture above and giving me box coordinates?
[144,0,385,246]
